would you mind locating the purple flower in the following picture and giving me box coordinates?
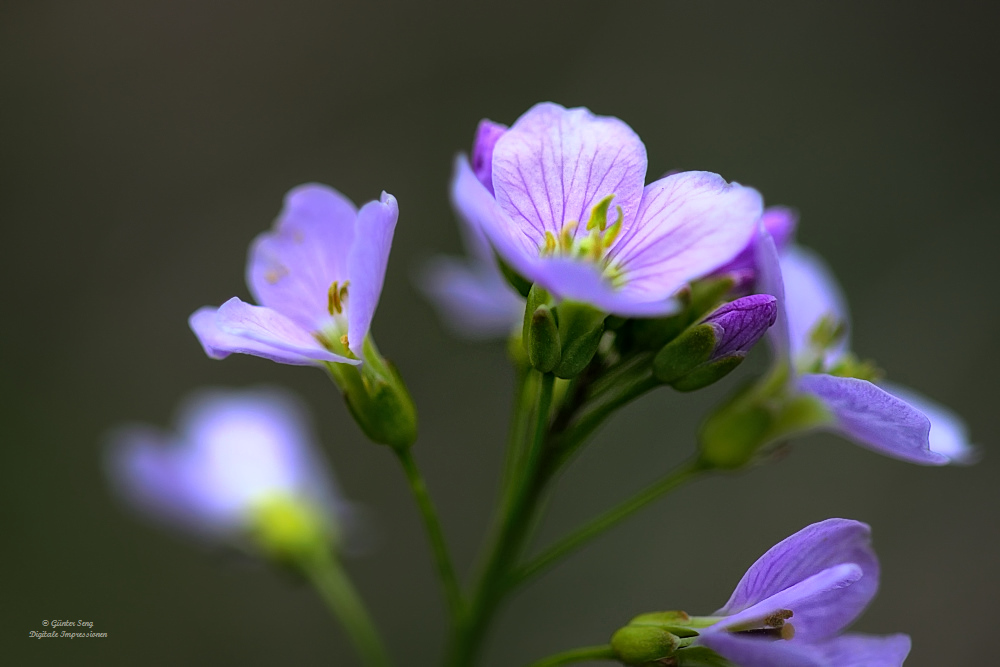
[451,103,764,317]
[420,120,525,339]
[755,229,976,465]
[695,519,911,667]
[190,185,398,366]
[105,387,345,542]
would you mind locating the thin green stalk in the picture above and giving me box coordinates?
[302,555,393,667]
[394,447,463,624]
[527,644,617,667]
[500,367,537,513]
[447,371,557,667]
[513,459,706,587]
[553,365,660,467]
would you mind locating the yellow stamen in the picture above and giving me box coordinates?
[543,231,558,255]
[328,281,343,315]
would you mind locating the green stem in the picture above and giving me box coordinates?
[513,459,705,587]
[394,447,463,624]
[500,367,537,514]
[303,555,393,667]
[553,358,659,467]
[526,644,617,667]
[448,371,557,667]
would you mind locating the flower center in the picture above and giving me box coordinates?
[728,609,796,641]
[539,194,625,284]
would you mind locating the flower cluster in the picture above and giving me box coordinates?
[104,101,977,667]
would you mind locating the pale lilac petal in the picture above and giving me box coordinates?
[492,102,647,241]
[189,305,340,366]
[247,184,357,330]
[717,205,799,276]
[781,246,850,365]
[714,563,863,639]
[755,226,791,360]
[799,374,949,465]
[212,298,356,365]
[531,257,681,317]
[471,118,507,195]
[879,382,978,464]
[809,633,912,666]
[451,154,542,278]
[346,192,398,357]
[419,256,524,338]
[699,633,824,667]
[105,426,214,531]
[718,518,878,640]
[609,172,762,302]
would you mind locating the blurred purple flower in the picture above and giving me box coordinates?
[697,519,911,667]
[756,229,976,465]
[105,387,344,539]
[451,102,764,317]
[190,185,398,366]
[420,120,525,339]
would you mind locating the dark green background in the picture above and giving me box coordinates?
[3,1,997,664]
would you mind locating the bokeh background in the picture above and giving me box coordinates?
[4,1,999,664]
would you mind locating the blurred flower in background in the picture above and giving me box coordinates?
[105,387,353,560]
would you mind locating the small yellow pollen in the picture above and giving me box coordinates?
[340,334,350,348]
[328,281,343,315]
[264,265,288,285]
[780,623,795,641]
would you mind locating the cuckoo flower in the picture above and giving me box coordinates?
[756,229,976,465]
[105,388,346,553]
[451,103,764,317]
[697,519,910,667]
[612,520,909,667]
[190,185,398,366]
[421,120,525,338]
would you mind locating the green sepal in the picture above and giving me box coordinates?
[653,324,717,383]
[769,392,832,439]
[610,625,680,666]
[697,385,774,470]
[527,305,561,373]
[670,353,745,392]
[326,337,418,450]
[553,300,606,379]
[497,255,533,298]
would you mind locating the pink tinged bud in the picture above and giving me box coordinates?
[470,118,508,195]
[704,294,777,360]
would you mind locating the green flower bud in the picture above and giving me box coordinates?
[610,625,680,666]
[698,391,774,470]
[527,305,561,372]
[248,495,332,565]
[553,300,606,379]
